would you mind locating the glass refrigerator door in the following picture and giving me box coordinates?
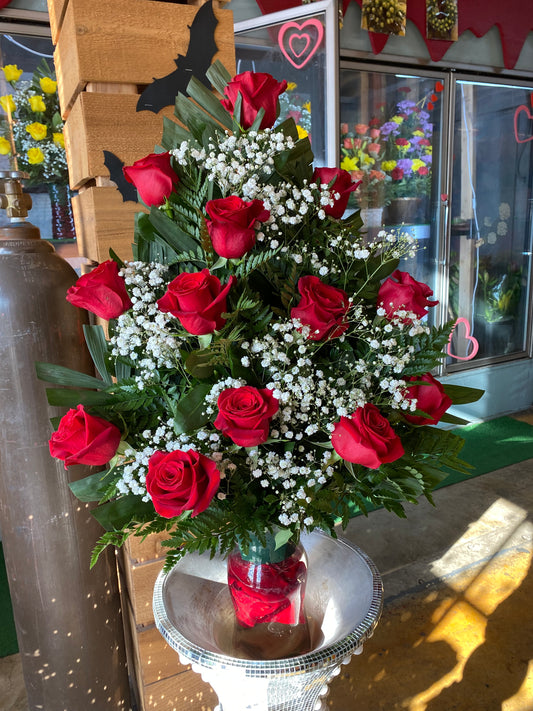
[234,0,339,168]
[448,79,533,366]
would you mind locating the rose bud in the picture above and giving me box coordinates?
[214,386,279,447]
[66,259,132,320]
[291,275,349,341]
[221,71,288,130]
[331,403,404,469]
[157,269,235,336]
[378,270,438,323]
[313,167,360,219]
[205,195,270,259]
[123,151,179,207]
[403,373,452,426]
[146,449,220,518]
[49,404,121,468]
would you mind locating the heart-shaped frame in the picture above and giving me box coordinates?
[278,19,324,70]
[447,317,479,361]
[513,104,533,144]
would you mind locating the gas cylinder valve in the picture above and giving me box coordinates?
[0,169,32,220]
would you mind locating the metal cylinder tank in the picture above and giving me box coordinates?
[0,172,132,710]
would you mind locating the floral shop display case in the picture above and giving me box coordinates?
[50,0,236,263]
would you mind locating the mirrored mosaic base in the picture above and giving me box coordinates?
[153,531,383,711]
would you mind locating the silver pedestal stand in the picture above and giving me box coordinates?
[153,530,383,711]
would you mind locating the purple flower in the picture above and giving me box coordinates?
[380,121,401,137]
[397,100,416,114]
[396,158,413,175]
[422,154,433,166]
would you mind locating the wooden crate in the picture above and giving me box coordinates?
[54,0,236,117]
[120,533,218,711]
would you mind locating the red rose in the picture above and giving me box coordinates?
[378,270,438,322]
[123,152,179,207]
[331,403,404,469]
[205,195,270,259]
[291,275,349,341]
[146,449,220,518]
[66,259,132,320]
[418,165,429,176]
[403,373,452,426]
[391,167,404,181]
[221,71,288,130]
[214,386,279,447]
[49,404,121,468]
[157,269,236,335]
[313,167,360,219]
[395,138,410,147]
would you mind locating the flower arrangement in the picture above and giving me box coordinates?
[0,59,67,187]
[38,63,481,569]
[340,120,388,209]
[379,97,433,201]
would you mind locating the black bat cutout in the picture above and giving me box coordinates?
[103,150,138,203]
[136,0,219,114]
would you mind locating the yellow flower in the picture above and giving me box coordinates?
[303,101,311,112]
[0,94,16,115]
[425,146,433,154]
[412,158,426,172]
[382,160,397,171]
[286,82,297,91]
[53,132,65,148]
[0,136,11,155]
[29,95,46,113]
[2,65,23,83]
[362,154,375,166]
[296,125,308,140]
[340,156,358,171]
[27,147,45,164]
[26,122,47,141]
[412,130,424,137]
[39,76,57,94]
[392,115,404,124]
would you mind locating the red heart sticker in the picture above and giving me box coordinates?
[447,317,479,361]
[278,19,324,70]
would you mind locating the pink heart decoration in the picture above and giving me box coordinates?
[278,19,324,70]
[513,104,533,144]
[447,317,479,361]
[289,33,311,59]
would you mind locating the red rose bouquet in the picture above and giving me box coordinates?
[38,63,481,569]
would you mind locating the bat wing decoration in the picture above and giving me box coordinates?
[136,0,219,114]
[103,151,138,203]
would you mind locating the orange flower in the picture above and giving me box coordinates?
[354,123,368,135]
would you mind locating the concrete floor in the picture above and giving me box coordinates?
[1,440,532,710]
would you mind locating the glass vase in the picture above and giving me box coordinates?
[48,182,76,241]
[227,533,311,659]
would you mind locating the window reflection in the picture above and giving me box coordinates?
[339,69,443,295]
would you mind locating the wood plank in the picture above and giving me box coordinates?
[71,186,142,263]
[125,532,170,564]
[64,92,176,190]
[54,0,235,115]
[47,0,68,44]
[122,555,164,627]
